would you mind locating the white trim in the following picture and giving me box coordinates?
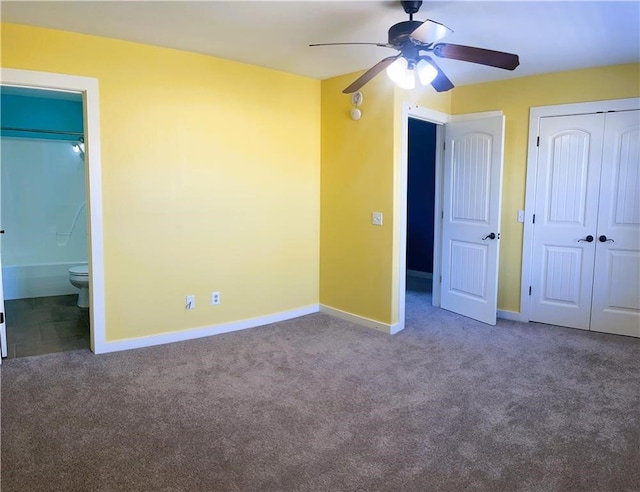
[497,309,522,322]
[320,304,398,335]
[97,304,320,354]
[450,110,503,122]
[398,102,448,332]
[404,104,451,124]
[520,97,640,322]
[407,270,433,279]
[0,68,106,355]
[528,98,639,119]
[397,103,410,333]
[432,123,444,308]
[389,321,403,335]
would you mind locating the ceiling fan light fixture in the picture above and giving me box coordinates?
[397,69,416,90]
[386,57,408,83]
[416,59,438,85]
[386,57,415,90]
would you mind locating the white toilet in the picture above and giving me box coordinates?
[68,264,90,308]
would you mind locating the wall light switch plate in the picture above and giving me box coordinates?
[517,210,525,223]
[372,212,383,226]
[186,295,195,310]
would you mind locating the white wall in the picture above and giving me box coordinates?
[1,137,88,298]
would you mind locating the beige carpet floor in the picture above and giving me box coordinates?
[1,291,639,491]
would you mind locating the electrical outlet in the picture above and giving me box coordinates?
[186,295,195,310]
[211,291,220,305]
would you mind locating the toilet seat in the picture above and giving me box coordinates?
[69,265,89,276]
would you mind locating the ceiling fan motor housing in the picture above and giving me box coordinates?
[388,20,424,48]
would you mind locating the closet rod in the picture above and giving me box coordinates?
[0,126,83,136]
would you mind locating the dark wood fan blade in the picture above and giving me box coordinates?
[343,55,401,94]
[421,56,454,92]
[309,42,393,48]
[433,43,520,70]
[409,19,453,45]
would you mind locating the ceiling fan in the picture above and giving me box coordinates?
[310,0,520,94]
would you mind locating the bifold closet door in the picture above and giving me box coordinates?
[590,110,640,337]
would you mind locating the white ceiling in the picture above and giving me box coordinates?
[2,1,639,87]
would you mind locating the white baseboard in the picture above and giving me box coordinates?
[389,321,404,334]
[497,309,522,321]
[407,270,433,279]
[320,304,403,335]
[94,304,320,354]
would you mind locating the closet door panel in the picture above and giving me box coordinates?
[529,114,604,329]
[591,110,640,337]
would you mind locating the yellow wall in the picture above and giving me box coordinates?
[4,23,637,339]
[319,72,396,324]
[451,64,640,312]
[320,63,639,327]
[1,23,321,341]
[319,70,452,326]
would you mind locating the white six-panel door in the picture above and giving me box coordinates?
[530,110,640,337]
[441,116,505,325]
[591,111,640,337]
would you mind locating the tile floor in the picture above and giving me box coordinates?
[4,295,90,359]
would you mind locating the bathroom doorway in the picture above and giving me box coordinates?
[0,86,89,358]
[0,68,106,361]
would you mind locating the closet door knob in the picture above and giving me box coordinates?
[578,235,594,243]
[599,235,614,243]
[482,232,496,240]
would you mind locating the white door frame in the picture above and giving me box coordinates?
[398,103,448,333]
[519,97,640,322]
[398,103,503,332]
[0,68,106,354]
